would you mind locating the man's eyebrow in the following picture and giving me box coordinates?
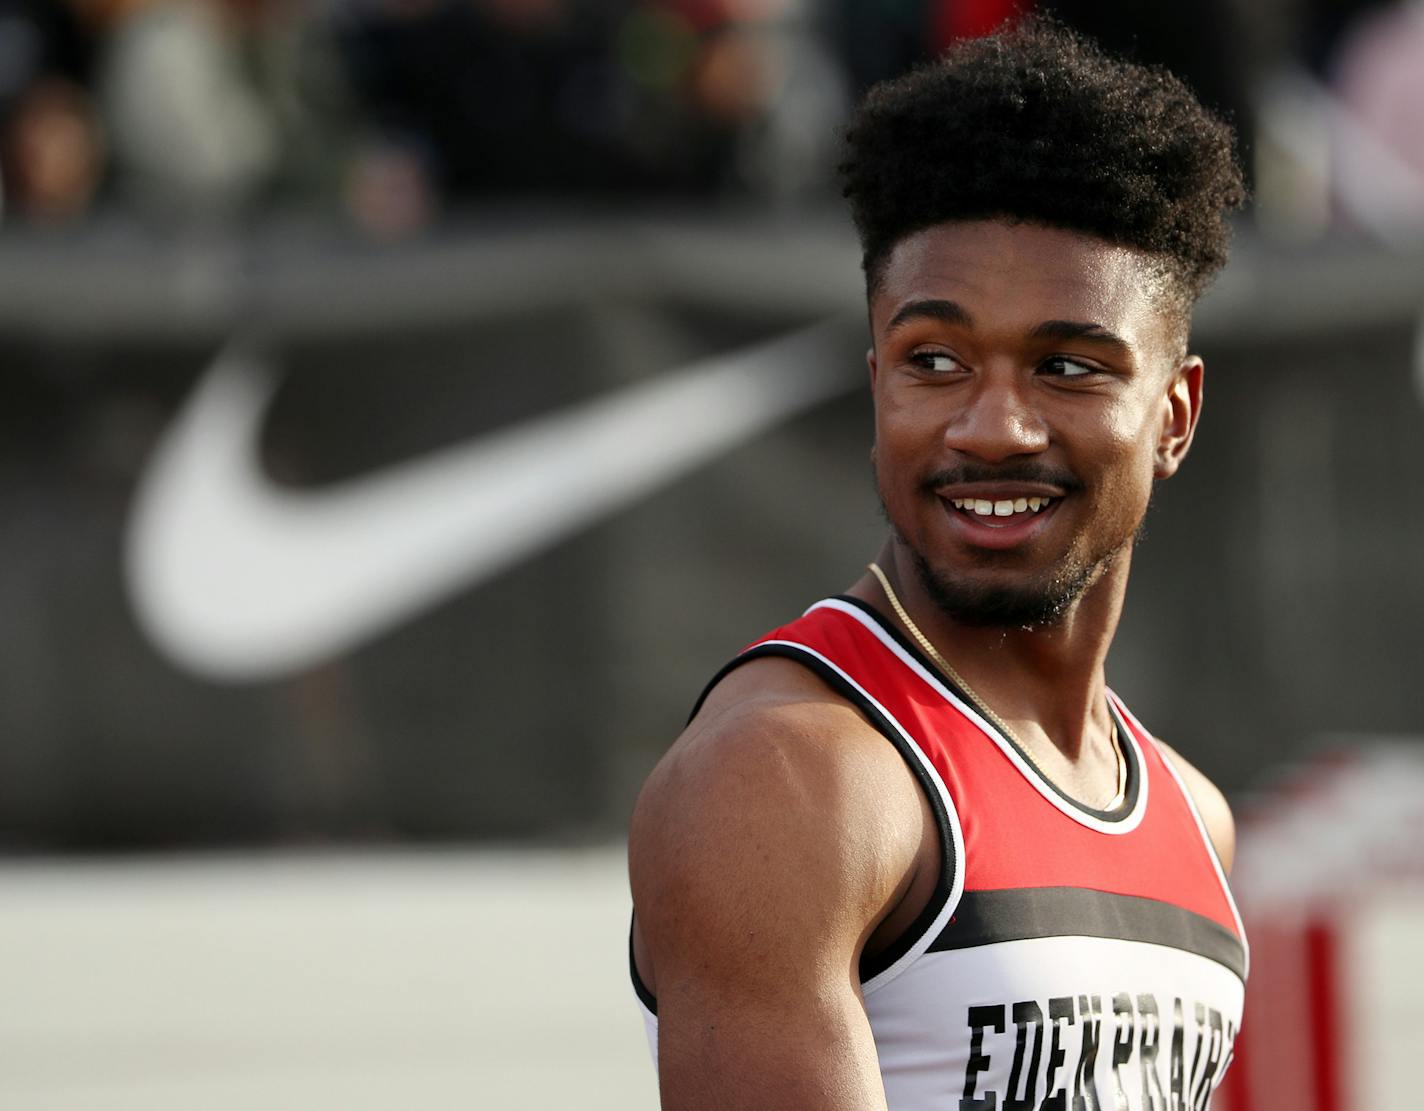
[885,303,1133,351]
[886,298,974,332]
[1029,319,1132,353]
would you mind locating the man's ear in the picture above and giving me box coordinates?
[867,347,878,389]
[1155,357,1204,480]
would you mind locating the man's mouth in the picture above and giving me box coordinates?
[947,495,1055,526]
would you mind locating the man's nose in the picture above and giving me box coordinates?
[942,374,1049,462]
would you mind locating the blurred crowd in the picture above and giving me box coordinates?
[0,0,1420,238]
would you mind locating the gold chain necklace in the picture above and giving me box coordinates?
[865,561,1126,811]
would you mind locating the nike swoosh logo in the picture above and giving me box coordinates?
[125,323,854,681]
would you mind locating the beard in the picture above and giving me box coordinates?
[903,534,1114,629]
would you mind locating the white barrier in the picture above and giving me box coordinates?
[0,848,656,1111]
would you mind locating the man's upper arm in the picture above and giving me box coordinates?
[628,664,926,1110]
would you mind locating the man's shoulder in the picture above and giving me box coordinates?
[639,654,911,832]
[687,651,865,740]
[629,651,926,914]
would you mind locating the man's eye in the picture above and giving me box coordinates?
[1040,356,1096,377]
[911,352,963,374]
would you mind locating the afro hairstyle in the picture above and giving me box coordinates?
[839,17,1246,309]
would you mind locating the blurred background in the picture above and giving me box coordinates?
[0,0,1421,1107]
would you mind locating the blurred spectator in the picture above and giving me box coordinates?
[1298,0,1395,74]
[1329,0,1424,233]
[90,0,279,221]
[687,2,846,201]
[3,77,103,222]
[343,129,437,238]
[0,0,101,223]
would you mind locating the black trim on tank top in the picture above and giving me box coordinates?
[928,887,1247,981]
[829,594,1142,823]
[629,916,658,1015]
[632,641,960,1011]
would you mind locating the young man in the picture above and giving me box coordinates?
[629,19,1248,1111]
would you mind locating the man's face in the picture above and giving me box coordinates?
[868,219,1202,628]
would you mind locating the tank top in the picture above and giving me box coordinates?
[631,595,1247,1111]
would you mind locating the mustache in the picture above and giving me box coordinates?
[921,462,1084,493]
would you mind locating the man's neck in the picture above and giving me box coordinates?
[850,539,1130,764]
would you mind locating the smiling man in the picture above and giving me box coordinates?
[629,18,1248,1111]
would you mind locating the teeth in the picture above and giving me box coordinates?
[949,496,1055,514]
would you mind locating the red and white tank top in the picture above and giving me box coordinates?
[632,596,1247,1111]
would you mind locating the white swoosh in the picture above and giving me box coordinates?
[125,323,853,681]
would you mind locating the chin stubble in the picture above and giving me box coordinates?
[894,510,1148,630]
[907,541,1105,630]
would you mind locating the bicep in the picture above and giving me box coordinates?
[655,969,887,1111]
[629,698,921,1110]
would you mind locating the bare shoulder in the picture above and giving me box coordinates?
[628,654,927,991]
[1155,738,1235,875]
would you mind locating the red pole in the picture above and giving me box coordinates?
[1304,916,1344,1111]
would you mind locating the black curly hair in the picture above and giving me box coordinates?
[839,17,1246,311]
